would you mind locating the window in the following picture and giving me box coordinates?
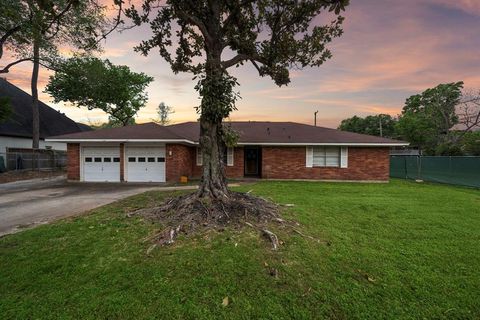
[222,147,234,166]
[197,147,233,166]
[94,157,102,162]
[85,157,92,162]
[196,147,202,166]
[113,157,120,162]
[103,157,111,162]
[138,157,146,162]
[312,147,340,167]
[148,157,155,162]
[157,157,165,163]
[128,157,136,162]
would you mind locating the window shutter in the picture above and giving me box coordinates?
[306,146,313,167]
[196,147,203,166]
[340,147,348,168]
[227,147,234,166]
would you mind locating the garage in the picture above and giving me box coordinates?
[125,146,166,182]
[83,147,120,182]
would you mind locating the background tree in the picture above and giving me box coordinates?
[338,114,397,138]
[460,131,480,156]
[0,97,13,123]
[125,0,349,201]
[457,88,480,134]
[0,0,123,148]
[45,56,154,126]
[155,102,174,125]
[396,82,463,155]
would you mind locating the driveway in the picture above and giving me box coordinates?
[0,177,194,237]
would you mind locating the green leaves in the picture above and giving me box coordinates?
[45,56,154,126]
[338,114,397,138]
[397,82,464,154]
[194,71,240,123]
[0,96,13,123]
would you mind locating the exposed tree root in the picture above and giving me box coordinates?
[131,191,327,251]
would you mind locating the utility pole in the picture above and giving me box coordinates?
[314,110,318,127]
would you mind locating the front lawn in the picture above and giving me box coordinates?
[1,180,479,319]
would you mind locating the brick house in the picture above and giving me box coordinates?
[46,121,407,183]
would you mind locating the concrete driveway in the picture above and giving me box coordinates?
[0,177,186,237]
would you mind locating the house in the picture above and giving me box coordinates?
[0,78,91,154]
[46,121,408,183]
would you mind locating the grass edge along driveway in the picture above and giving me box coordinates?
[0,179,479,319]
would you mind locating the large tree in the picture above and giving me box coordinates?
[396,82,463,155]
[125,0,349,201]
[0,0,121,148]
[45,56,154,126]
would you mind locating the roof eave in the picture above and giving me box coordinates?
[236,142,410,147]
[45,138,409,147]
[45,138,197,145]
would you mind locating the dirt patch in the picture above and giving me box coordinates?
[0,170,65,184]
[131,191,289,248]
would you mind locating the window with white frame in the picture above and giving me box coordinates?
[313,147,340,167]
[196,147,203,166]
[196,147,234,166]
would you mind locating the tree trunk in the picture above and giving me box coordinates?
[31,38,40,149]
[197,47,229,200]
[198,117,228,199]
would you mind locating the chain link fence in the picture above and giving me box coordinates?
[0,149,67,173]
[390,156,480,188]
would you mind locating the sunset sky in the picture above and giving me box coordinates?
[2,0,480,128]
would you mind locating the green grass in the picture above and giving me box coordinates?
[1,180,479,319]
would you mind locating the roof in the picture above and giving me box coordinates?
[47,120,408,146]
[0,78,91,139]
[48,122,190,142]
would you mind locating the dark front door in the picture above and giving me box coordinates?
[244,147,261,177]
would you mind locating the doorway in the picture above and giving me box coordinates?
[244,146,261,177]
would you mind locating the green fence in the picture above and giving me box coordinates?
[390,156,480,188]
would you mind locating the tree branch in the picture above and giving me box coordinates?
[173,5,213,47]
[0,25,22,60]
[221,54,250,68]
[0,58,31,74]
[43,0,76,34]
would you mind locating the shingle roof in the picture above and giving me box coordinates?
[49,122,186,140]
[0,78,91,138]
[48,120,407,145]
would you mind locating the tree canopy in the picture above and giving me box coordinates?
[45,56,154,126]
[396,82,463,154]
[0,0,111,73]
[338,114,396,138]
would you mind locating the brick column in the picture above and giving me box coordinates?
[67,143,80,180]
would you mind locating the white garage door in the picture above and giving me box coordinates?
[126,146,166,182]
[83,147,120,182]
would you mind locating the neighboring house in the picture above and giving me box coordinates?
[0,78,91,154]
[47,121,408,183]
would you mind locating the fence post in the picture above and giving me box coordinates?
[449,156,452,180]
[418,155,422,180]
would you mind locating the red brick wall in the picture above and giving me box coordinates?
[166,144,194,182]
[66,143,80,180]
[262,146,390,181]
[191,147,244,179]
